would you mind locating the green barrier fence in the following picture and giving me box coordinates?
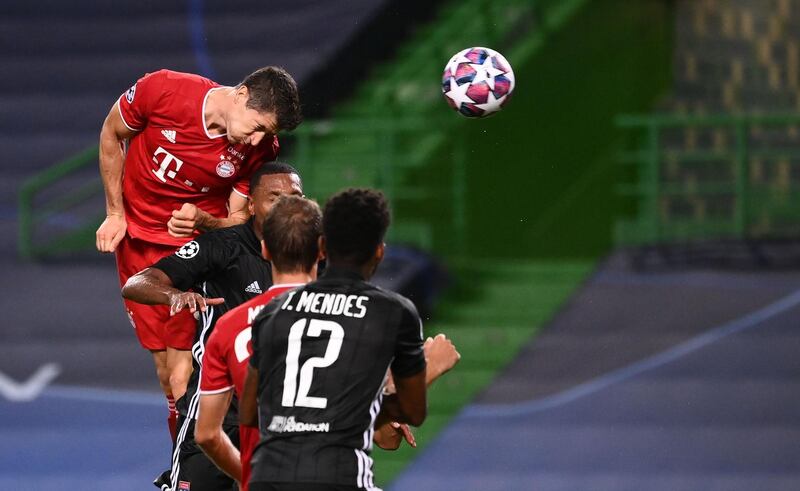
[616,112,800,245]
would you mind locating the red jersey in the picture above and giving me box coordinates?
[200,283,300,490]
[117,69,279,246]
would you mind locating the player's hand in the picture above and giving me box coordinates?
[424,333,461,380]
[168,292,225,316]
[374,421,416,450]
[96,213,127,253]
[168,203,202,238]
[391,421,417,448]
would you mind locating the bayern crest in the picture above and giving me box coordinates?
[442,47,515,118]
[216,160,235,178]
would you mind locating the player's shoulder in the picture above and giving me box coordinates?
[154,69,215,87]
[138,69,217,100]
[195,222,251,248]
[369,283,419,315]
[323,276,417,316]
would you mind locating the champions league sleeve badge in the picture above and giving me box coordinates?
[176,240,200,259]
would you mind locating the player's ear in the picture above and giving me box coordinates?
[317,235,326,261]
[235,85,250,105]
[261,239,272,261]
[375,242,385,263]
[248,197,255,216]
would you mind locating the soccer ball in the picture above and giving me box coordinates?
[442,47,515,118]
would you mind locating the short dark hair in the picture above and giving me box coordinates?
[249,161,301,194]
[262,196,322,273]
[323,188,390,267]
[240,66,302,131]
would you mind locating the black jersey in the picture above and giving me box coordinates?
[249,267,426,488]
[155,220,272,427]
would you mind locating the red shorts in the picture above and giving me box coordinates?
[116,235,196,351]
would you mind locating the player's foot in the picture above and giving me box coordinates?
[153,469,171,490]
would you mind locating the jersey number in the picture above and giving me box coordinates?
[282,318,344,409]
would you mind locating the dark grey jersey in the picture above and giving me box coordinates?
[156,220,272,426]
[249,267,425,488]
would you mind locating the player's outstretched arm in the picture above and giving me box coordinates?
[375,334,460,450]
[121,267,224,315]
[168,190,250,237]
[96,102,137,253]
[196,391,242,484]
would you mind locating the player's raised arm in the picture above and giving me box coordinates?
[167,189,250,237]
[96,102,137,252]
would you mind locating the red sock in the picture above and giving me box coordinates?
[167,395,177,442]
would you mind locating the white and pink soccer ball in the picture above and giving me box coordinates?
[442,47,515,118]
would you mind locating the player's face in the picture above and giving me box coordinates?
[228,91,278,146]
[250,173,304,237]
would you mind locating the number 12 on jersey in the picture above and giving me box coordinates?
[282,318,344,409]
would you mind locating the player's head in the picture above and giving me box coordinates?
[228,66,302,146]
[261,195,322,274]
[248,161,303,238]
[322,188,390,278]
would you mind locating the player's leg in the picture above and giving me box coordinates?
[164,288,198,401]
[116,236,178,440]
[149,349,176,437]
[167,347,193,400]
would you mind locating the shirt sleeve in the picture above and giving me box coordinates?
[199,327,234,394]
[153,233,228,291]
[117,69,168,131]
[390,297,426,378]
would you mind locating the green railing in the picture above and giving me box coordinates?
[18,146,104,260]
[615,113,800,245]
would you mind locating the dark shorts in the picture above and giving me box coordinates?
[171,418,239,491]
[172,450,237,491]
[250,484,360,491]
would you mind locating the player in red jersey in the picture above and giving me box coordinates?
[95,66,302,441]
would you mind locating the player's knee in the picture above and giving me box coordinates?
[153,367,172,394]
[169,370,190,393]
[194,426,214,449]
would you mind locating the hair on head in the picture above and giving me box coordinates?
[262,195,322,273]
[323,188,390,267]
[249,161,301,194]
[240,66,302,131]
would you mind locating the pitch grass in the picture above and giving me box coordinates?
[371,259,594,487]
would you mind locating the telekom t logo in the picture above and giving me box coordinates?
[152,146,183,182]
